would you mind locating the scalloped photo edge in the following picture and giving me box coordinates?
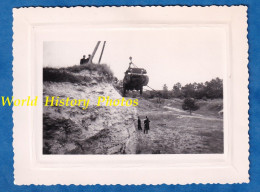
[12,6,249,185]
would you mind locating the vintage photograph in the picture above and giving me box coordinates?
[13,6,249,185]
[43,28,224,155]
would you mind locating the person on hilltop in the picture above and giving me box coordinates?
[137,116,142,131]
[144,116,150,134]
[80,55,87,65]
[85,54,91,64]
[80,54,91,65]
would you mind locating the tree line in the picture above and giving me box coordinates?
[143,77,223,100]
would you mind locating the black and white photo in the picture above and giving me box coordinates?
[43,28,225,154]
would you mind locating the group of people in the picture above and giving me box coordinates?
[137,116,150,134]
[80,54,91,65]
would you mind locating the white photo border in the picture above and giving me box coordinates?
[13,6,249,185]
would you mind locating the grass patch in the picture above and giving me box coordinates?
[66,63,113,78]
[43,68,91,84]
[43,63,114,84]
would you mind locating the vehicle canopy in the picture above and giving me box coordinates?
[125,68,147,75]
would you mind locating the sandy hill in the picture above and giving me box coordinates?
[43,64,137,154]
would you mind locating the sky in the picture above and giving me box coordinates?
[43,27,226,90]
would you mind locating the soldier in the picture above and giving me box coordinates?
[85,54,91,64]
[80,55,87,65]
[138,116,142,130]
[144,116,150,134]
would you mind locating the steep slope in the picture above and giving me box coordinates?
[43,64,137,154]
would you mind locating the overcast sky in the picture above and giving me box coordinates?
[43,27,225,90]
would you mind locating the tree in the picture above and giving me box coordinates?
[204,78,223,99]
[162,84,169,99]
[180,78,223,99]
[195,82,206,99]
[173,82,182,98]
[182,83,196,98]
[163,84,168,91]
[182,97,199,114]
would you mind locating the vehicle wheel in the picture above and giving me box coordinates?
[140,86,143,95]
[123,86,126,97]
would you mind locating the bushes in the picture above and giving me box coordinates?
[172,78,223,99]
[43,68,90,84]
[43,63,114,84]
[182,97,200,114]
[66,63,113,77]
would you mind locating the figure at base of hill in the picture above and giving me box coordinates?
[144,116,150,134]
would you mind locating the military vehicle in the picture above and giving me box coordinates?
[81,43,149,96]
[123,57,149,96]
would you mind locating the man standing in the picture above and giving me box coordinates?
[138,116,142,130]
[80,55,87,65]
[85,54,91,64]
[144,116,150,134]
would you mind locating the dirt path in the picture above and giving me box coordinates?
[164,106,222,121]
[176,114,222,121]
